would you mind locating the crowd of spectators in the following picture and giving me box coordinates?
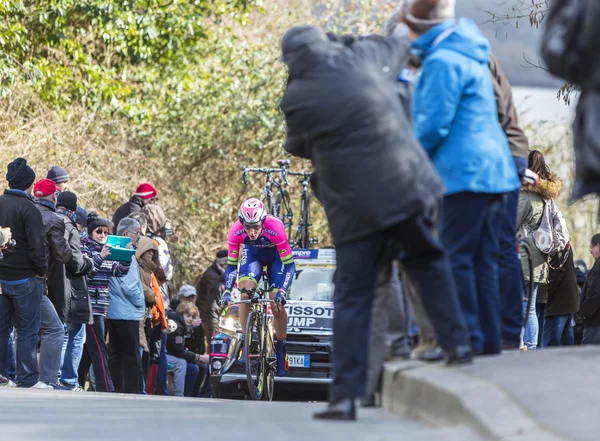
[0,162,225,395]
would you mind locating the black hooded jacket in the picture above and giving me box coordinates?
[0,189,47,280]
[280,26,444,245]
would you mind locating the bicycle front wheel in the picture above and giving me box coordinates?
[263,316,275,401]
[245,310,265,400]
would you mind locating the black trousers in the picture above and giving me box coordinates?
[106,319,143,394]
[330,213,469,401]
[79,315,114,392]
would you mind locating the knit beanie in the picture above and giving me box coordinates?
[6,158,36,191]
[57,191,78,212]
[87,212,113,234]
[399,0,455,34]
[216,249,228,266]
[46,165,70,184]
[75,207,88,227]
[135,183,157,200]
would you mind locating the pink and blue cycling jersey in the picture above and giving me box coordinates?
[224,215,295,293]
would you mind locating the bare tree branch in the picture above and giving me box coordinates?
[520,53,550,72]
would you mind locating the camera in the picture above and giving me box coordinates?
[0,239,16,260]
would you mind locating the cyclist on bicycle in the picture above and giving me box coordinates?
[221,198,295,377]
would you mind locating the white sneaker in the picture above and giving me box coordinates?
[30,381,54,389]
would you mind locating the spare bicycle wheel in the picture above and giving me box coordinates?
[245,310,264,400]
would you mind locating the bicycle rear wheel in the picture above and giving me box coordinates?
[245,310,265,400]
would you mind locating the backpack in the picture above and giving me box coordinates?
[533,198,570,255]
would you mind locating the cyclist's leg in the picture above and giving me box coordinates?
[237,245,262,336]
[267,257,288,340]
[267,256,289,376]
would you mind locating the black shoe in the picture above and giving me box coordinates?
[359,394,377,408]
[313,399,356,421]
[446,345,474,366]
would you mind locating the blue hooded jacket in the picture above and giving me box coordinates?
[411,19,521,196]
[107,255,145,321]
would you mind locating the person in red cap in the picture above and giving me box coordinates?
[35,178,74,389]
[111,183,157,235]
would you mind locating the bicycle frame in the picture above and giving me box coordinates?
[225,278,276,401]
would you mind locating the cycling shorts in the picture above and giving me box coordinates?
[238,245,285,291]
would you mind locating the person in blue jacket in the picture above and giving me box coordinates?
[399,0,521,355]
[106,217,145,394]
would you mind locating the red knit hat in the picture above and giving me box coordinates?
[33,179,58,198]
[135,183,157,200]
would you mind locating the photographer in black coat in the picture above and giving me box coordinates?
[0,158,48,388]
[280,25,471,420]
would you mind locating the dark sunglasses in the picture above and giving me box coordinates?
[94,228,110,236]
[244,224,262,232]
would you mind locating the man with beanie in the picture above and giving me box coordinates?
[112,183,157,234]
[0,158,50,389]
[55,191,95,390]
[195,250,227,341]
[280,25,472,420]
[35,179,73,389]
[399,0,520,355]
[46,165,70,192]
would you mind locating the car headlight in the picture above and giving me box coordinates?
[212,359,223,371]
[220,315,242,332]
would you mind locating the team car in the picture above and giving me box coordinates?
[209,248,335,398]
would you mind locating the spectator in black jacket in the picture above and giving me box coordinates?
[580,234,600,344]
[56,191,95,390]
[35,179,73,389]
[0,158,49,389]
[166,302,209,397]
[195,250,227,340]
[543,245,579,347]
[112,183,157,234]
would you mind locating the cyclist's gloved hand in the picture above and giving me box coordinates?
[274,289,287,306]
[219,291,232,307]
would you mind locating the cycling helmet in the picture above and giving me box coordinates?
[238,198,267,225]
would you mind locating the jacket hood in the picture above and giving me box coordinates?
[412,18,489,64]
[142,204,167,234]
[522,176,563,200]
[281,25,342,77]
[136,236,158,261]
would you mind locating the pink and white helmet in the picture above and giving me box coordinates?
[238,198,268,225]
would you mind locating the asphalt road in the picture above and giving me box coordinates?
[0,388,486,441]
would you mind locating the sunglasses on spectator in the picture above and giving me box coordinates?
[94,228,110,236]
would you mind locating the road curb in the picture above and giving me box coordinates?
[381,360,570,441]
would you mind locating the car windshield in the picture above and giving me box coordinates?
[289,265,335,302]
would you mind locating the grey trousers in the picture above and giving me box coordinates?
[400,265,437,346]
[366,261,410,396]
[39,295,64,384]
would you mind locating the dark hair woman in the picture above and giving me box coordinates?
[517,150,562,350]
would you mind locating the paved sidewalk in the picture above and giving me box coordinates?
[383,347,600,441]
[0,388,484,441]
